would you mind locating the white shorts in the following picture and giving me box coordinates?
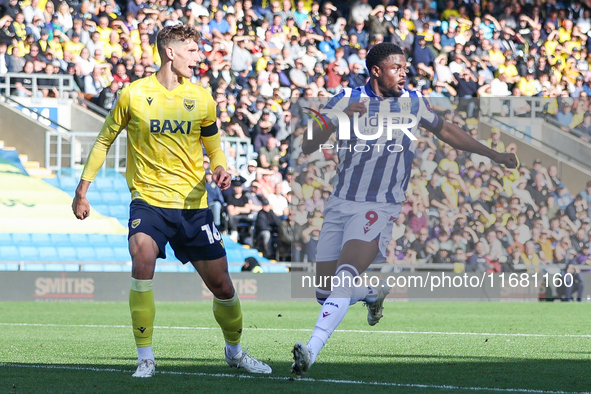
[315,195,402,264]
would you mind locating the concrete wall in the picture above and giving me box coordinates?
[71,104,104,133]
[0,102,49,164]
[479,121,591,193]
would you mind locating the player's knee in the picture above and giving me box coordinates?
[330,265,359,299]
[316,288,331,305]
[208,277,235,299]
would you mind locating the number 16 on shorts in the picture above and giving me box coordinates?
[202,223,222,244]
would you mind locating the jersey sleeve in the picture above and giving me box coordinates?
[320,89,349,125]
[81,86,130,182]
[416,93,443,133]
[201,91,217,128]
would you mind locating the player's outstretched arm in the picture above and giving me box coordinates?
[434,122,518,168]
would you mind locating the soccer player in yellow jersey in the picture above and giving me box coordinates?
[71,24,271,378]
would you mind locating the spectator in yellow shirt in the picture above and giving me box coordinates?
[486,128,506,153]
[517,71,538,97]
[438,149,460,175]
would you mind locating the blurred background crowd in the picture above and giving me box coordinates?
[2,0,591,280]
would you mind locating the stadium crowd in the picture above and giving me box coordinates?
[1,0,591,283]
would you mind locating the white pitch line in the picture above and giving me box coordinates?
[1,322,591,338]
[0,363,589,394]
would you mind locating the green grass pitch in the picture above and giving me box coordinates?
[1,301,591,394]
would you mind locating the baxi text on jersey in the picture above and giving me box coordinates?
[150,119,193,134]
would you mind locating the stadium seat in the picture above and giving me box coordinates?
[0,246,20,260]
[88,234,108,246]
[18,246,39,260]
[0,263,19,271]
[102,192,121,204]
[45,263,79,271]
[50,233,71,246]
[76,247,97,261]
[113,178,128,191]
[101,264,131,272]
[86,191,103,204]
[106,234,127,247]
[12,233,32,245]
[57,247,77,261]
[38,246,59,261]
[58,177,78,190]
[92,204,110,215]
[94,246,116,261]
[0,233,13,245]
[109,205,128,220]
[31,233,52,246]
[81,264,104,272]
[43,178,60,188]
[155,265,180,272]
[69,234,89,245]
[113,246,130,261]
[94,178,114,190]
[22,264,46,271]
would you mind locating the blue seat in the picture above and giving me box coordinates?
[113,246,130,261]
[38,246,59,261]
[81,264,104,272]
[0,246,19,260]
[18,246,39,260]
[0,233,13,245]
[261,264,288,273]
[58,177,77,189]
[226,249,243,263]
[94,178,114,190]
[106,234,128,247]
[0,263,19,271]
[228,265,241,273]
[69,234,89,245]
[109,205,128,220]
[57,247,77,261]
[86,191,102,204]
[119,193,132,204]
[113,178,128,191]
[101,264,130,272]
[88,234,108,246]
[92,204,110,215]
[43,178,59,188]
[31,233,52,246]
[155,265,180,272]
[102,192,121,204]
[76,247,97,261]
[50,233,71,246]
[12,233,32,245]
[43,263,79,271]
[22,263,45,271]
[94,246,116,261]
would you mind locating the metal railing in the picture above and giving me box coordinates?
[0,73,75,100]
[45,131,127,172]
[2,95,71,133]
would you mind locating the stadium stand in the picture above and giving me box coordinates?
[1,0,591,282]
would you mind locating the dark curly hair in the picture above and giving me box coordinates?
[366,43,405,75]
[156,24,201,59]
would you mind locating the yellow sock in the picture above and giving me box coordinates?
[213,293,243,345]
[129,279,155,348]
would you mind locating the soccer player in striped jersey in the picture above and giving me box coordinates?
[291,43,517,377]
[72,24,271,378]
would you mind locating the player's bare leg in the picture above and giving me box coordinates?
[292,240,389,377]
[129,233,159,378]
[193,257,272,374]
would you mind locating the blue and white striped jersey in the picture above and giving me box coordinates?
[320,82,440,204]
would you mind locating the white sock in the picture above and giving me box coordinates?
[316,288,331,305]
[137,346,154,362]
[225,342,242,358]
[352,285,379,304]
[307,268,357,364]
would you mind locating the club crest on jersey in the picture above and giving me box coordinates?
[183,98,196,112]
[399,97,411,112]
[132,219,141,228]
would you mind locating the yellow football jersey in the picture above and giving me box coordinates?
[81,74,225,209]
